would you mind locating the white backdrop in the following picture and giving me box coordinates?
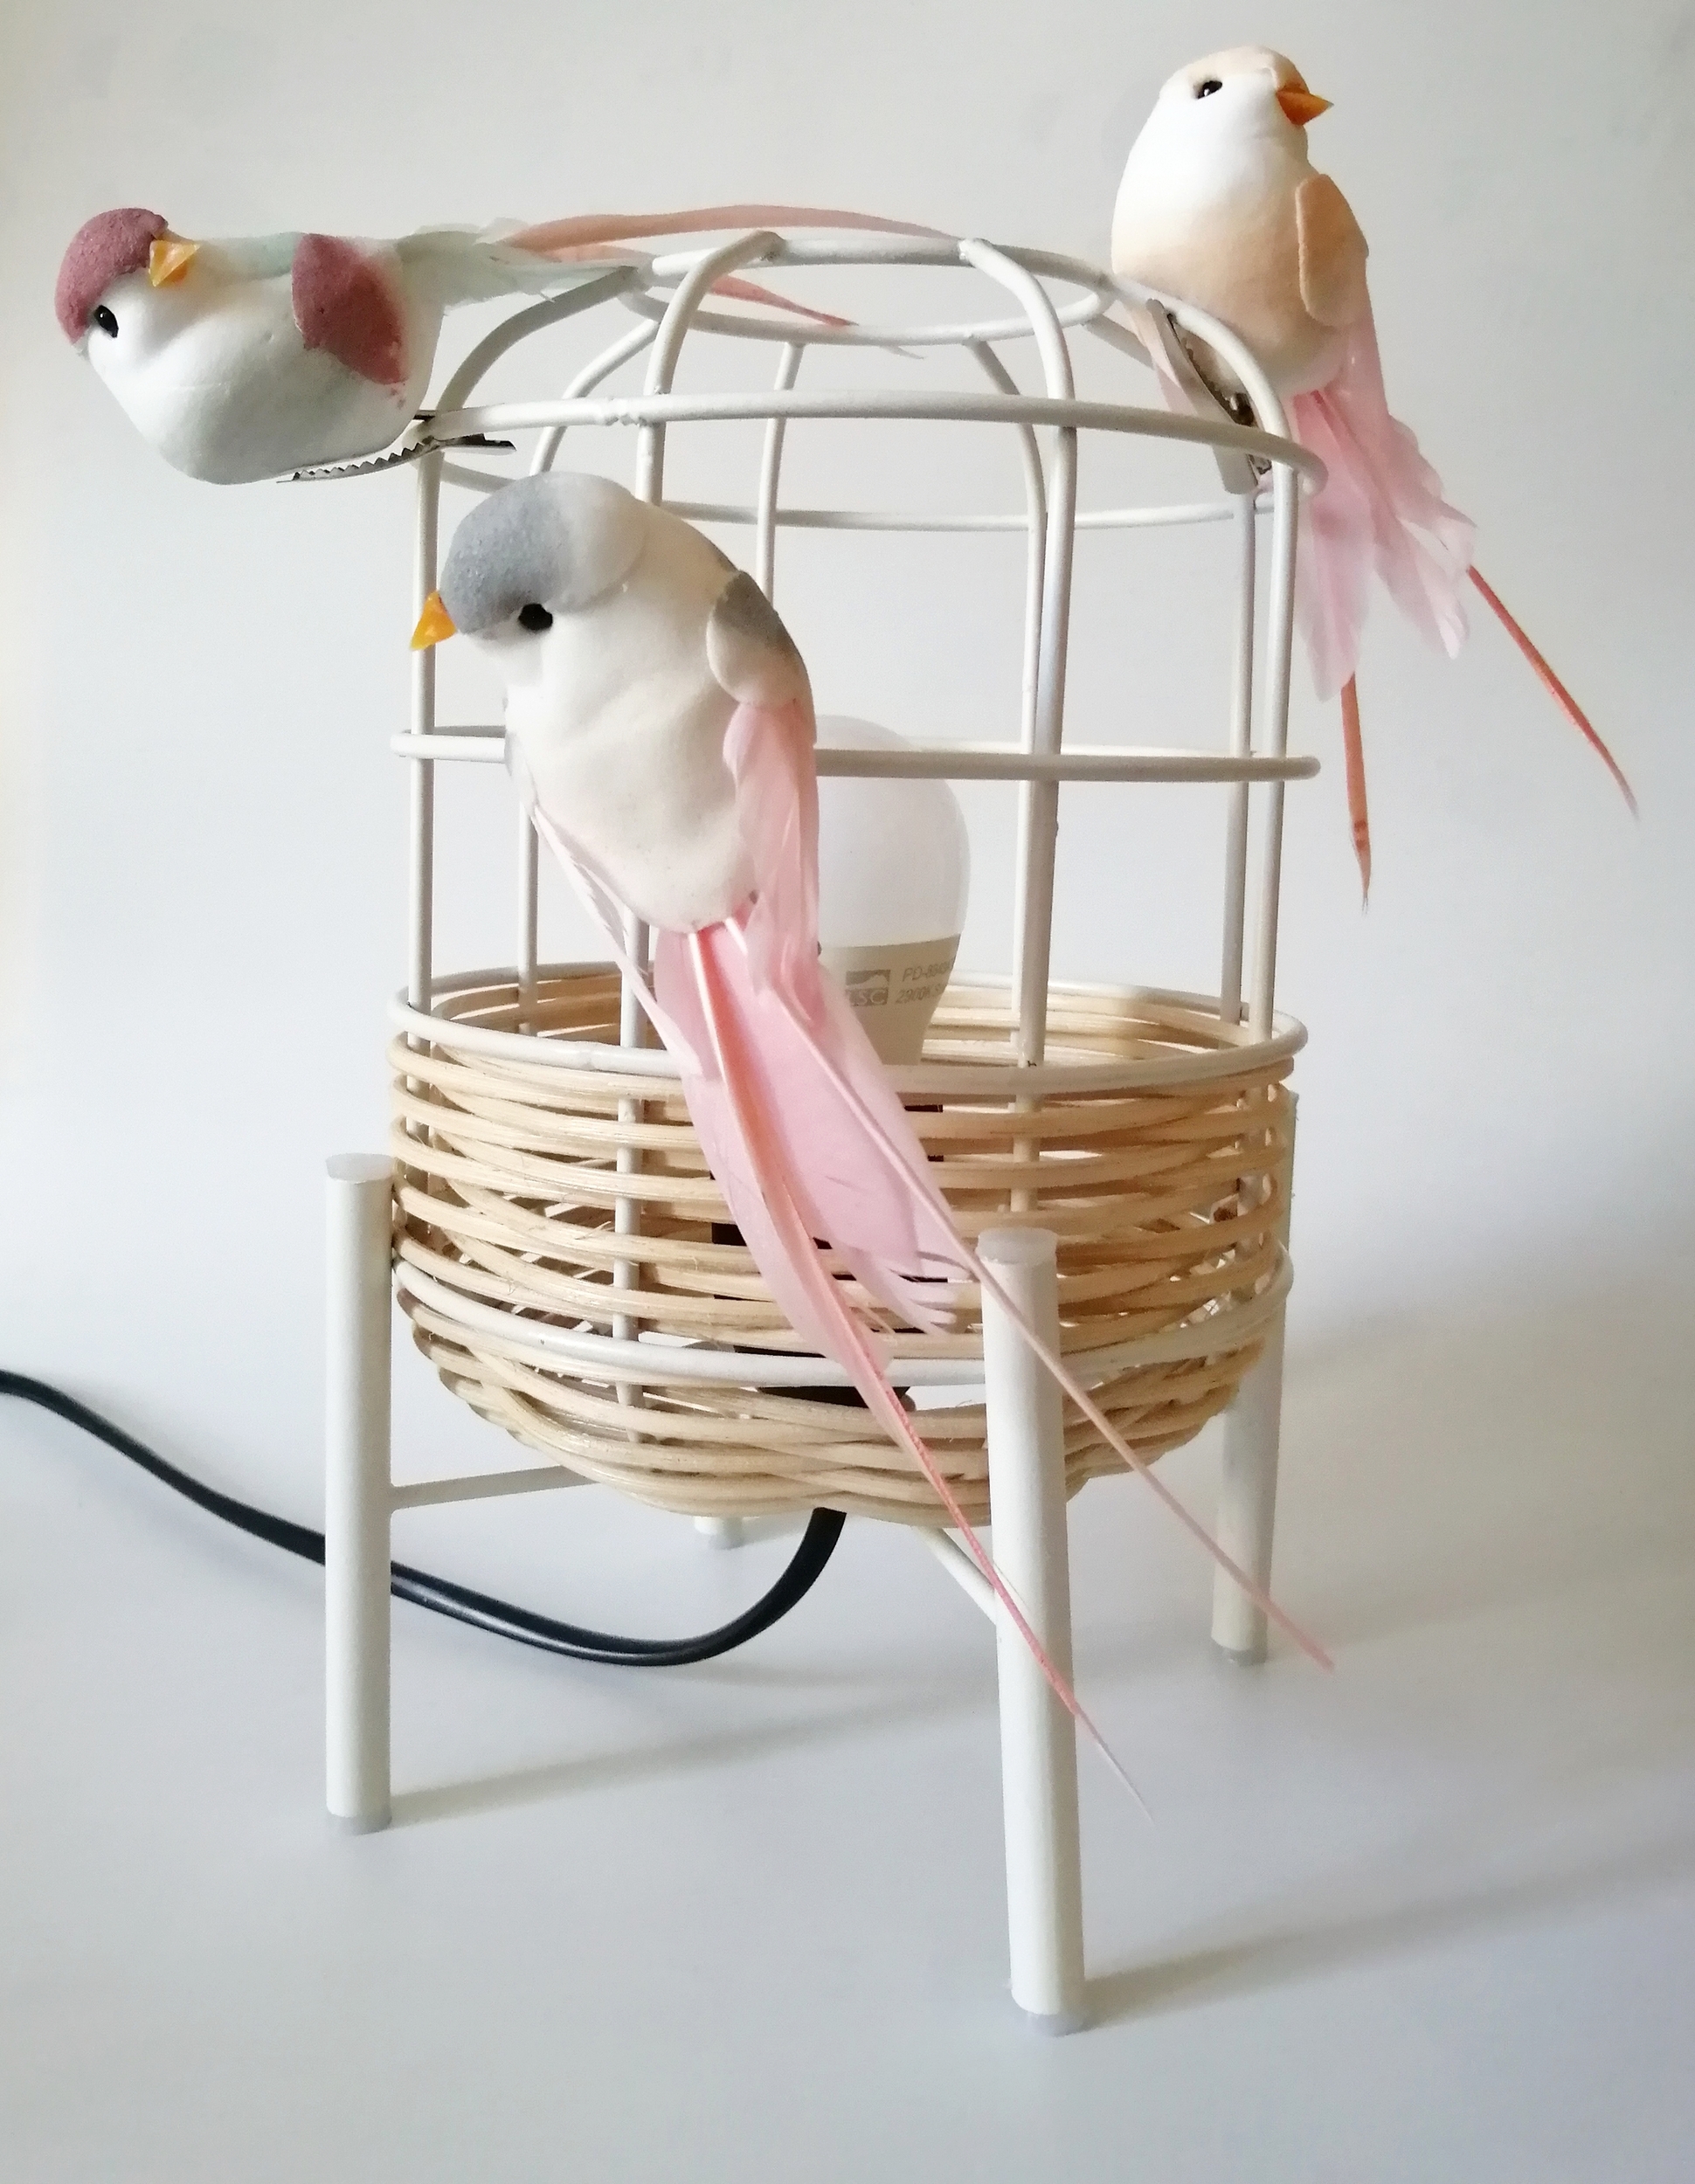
[3,0,1691,1520]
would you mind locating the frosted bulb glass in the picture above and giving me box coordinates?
[815,716,971,1065]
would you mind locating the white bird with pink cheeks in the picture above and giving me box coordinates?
[53,209,634,483]
[1112,46,1633,893]
[54,204,934,486]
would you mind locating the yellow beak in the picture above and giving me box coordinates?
[1276,86,1332,127]
[411,591,458,649]
[148,234,200,287]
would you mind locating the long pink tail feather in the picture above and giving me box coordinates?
[1466,566,1636,813]
[521,674,1331,1807]
[525,785,1142,1791]
[505,204,941,257]
[1340,674,1371,902]
[507,204,939,337]
[681,925,1148,1807]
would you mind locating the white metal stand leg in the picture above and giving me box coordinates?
[1211,1315,1286,1664]
[695,1516,746,1549]
[980,1227,1086,2035]
[325,1155,394,1833]
[1212,1094,1297,1665]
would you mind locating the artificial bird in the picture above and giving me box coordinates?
[54,204,930,484]
[411,468,1332,1774]
[1111,46,1632,894]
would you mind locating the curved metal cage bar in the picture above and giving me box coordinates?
[395,230,1315,1407]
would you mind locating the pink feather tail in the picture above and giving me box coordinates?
[1286,306,1476,702]
[1466,567,1636,813]
[504,204,941,257]
[664,922,1147,1808]
[655,702,1330,1683]
[528,692,1329,1811]
[504,204,944,337]
[650,907,1332,1697]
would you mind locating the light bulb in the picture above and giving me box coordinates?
[815,717,971,1064]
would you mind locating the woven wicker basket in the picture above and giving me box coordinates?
[391,968,1297,1524]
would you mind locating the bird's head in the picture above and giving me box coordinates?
[1151,47,1332,146]
[412,472,647,681]
[55,208,204,388]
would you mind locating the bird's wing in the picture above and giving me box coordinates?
[292,235,410,387]
[1295,173,1370,329]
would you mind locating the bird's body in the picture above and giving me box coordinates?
[1112,48,1628,886]
[1112,50,1362,397]
[110,234,426,483]
[55,211,619,482]
[56,204,937,485]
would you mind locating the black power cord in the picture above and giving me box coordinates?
[0,1371,845,1666]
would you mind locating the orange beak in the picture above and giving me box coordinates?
[148,233,199,287]
[1276,86,1332,127]
[410,591,458,649]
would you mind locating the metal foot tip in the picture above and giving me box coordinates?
[1213,1639,1268,1668]
[328,1809,391,1835]
[1020,2005,1089,2037]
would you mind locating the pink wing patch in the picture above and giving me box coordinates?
[291,234,409,387]
[55,208,167,340]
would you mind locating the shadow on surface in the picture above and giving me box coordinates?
[399,1268,1695,1849]
[391,1670,988,1826]
[1092,1823,1695,2024]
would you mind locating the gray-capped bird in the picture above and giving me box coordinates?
[411,471,1329,1759]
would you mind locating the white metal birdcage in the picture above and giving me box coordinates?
[322,229,1322,2029]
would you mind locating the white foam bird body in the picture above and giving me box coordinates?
[57,212,619,483]
[1112,47,1365,398]
[57,204,941,485]
[1111,48,1629,888]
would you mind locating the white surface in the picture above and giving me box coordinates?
[3,1267,1692,2179]
[2,0,1692,2169]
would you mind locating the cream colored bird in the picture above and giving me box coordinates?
[1113,46,1630,893]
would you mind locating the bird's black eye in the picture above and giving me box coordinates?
[1194,78,1222,97]
[90,304,119,337]
[516,603,553,632]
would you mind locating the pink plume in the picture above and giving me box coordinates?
[661,702,1330,1674]
[1287,306,1476,700]
[504,204,940,256]
[660,916,1141,1801]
